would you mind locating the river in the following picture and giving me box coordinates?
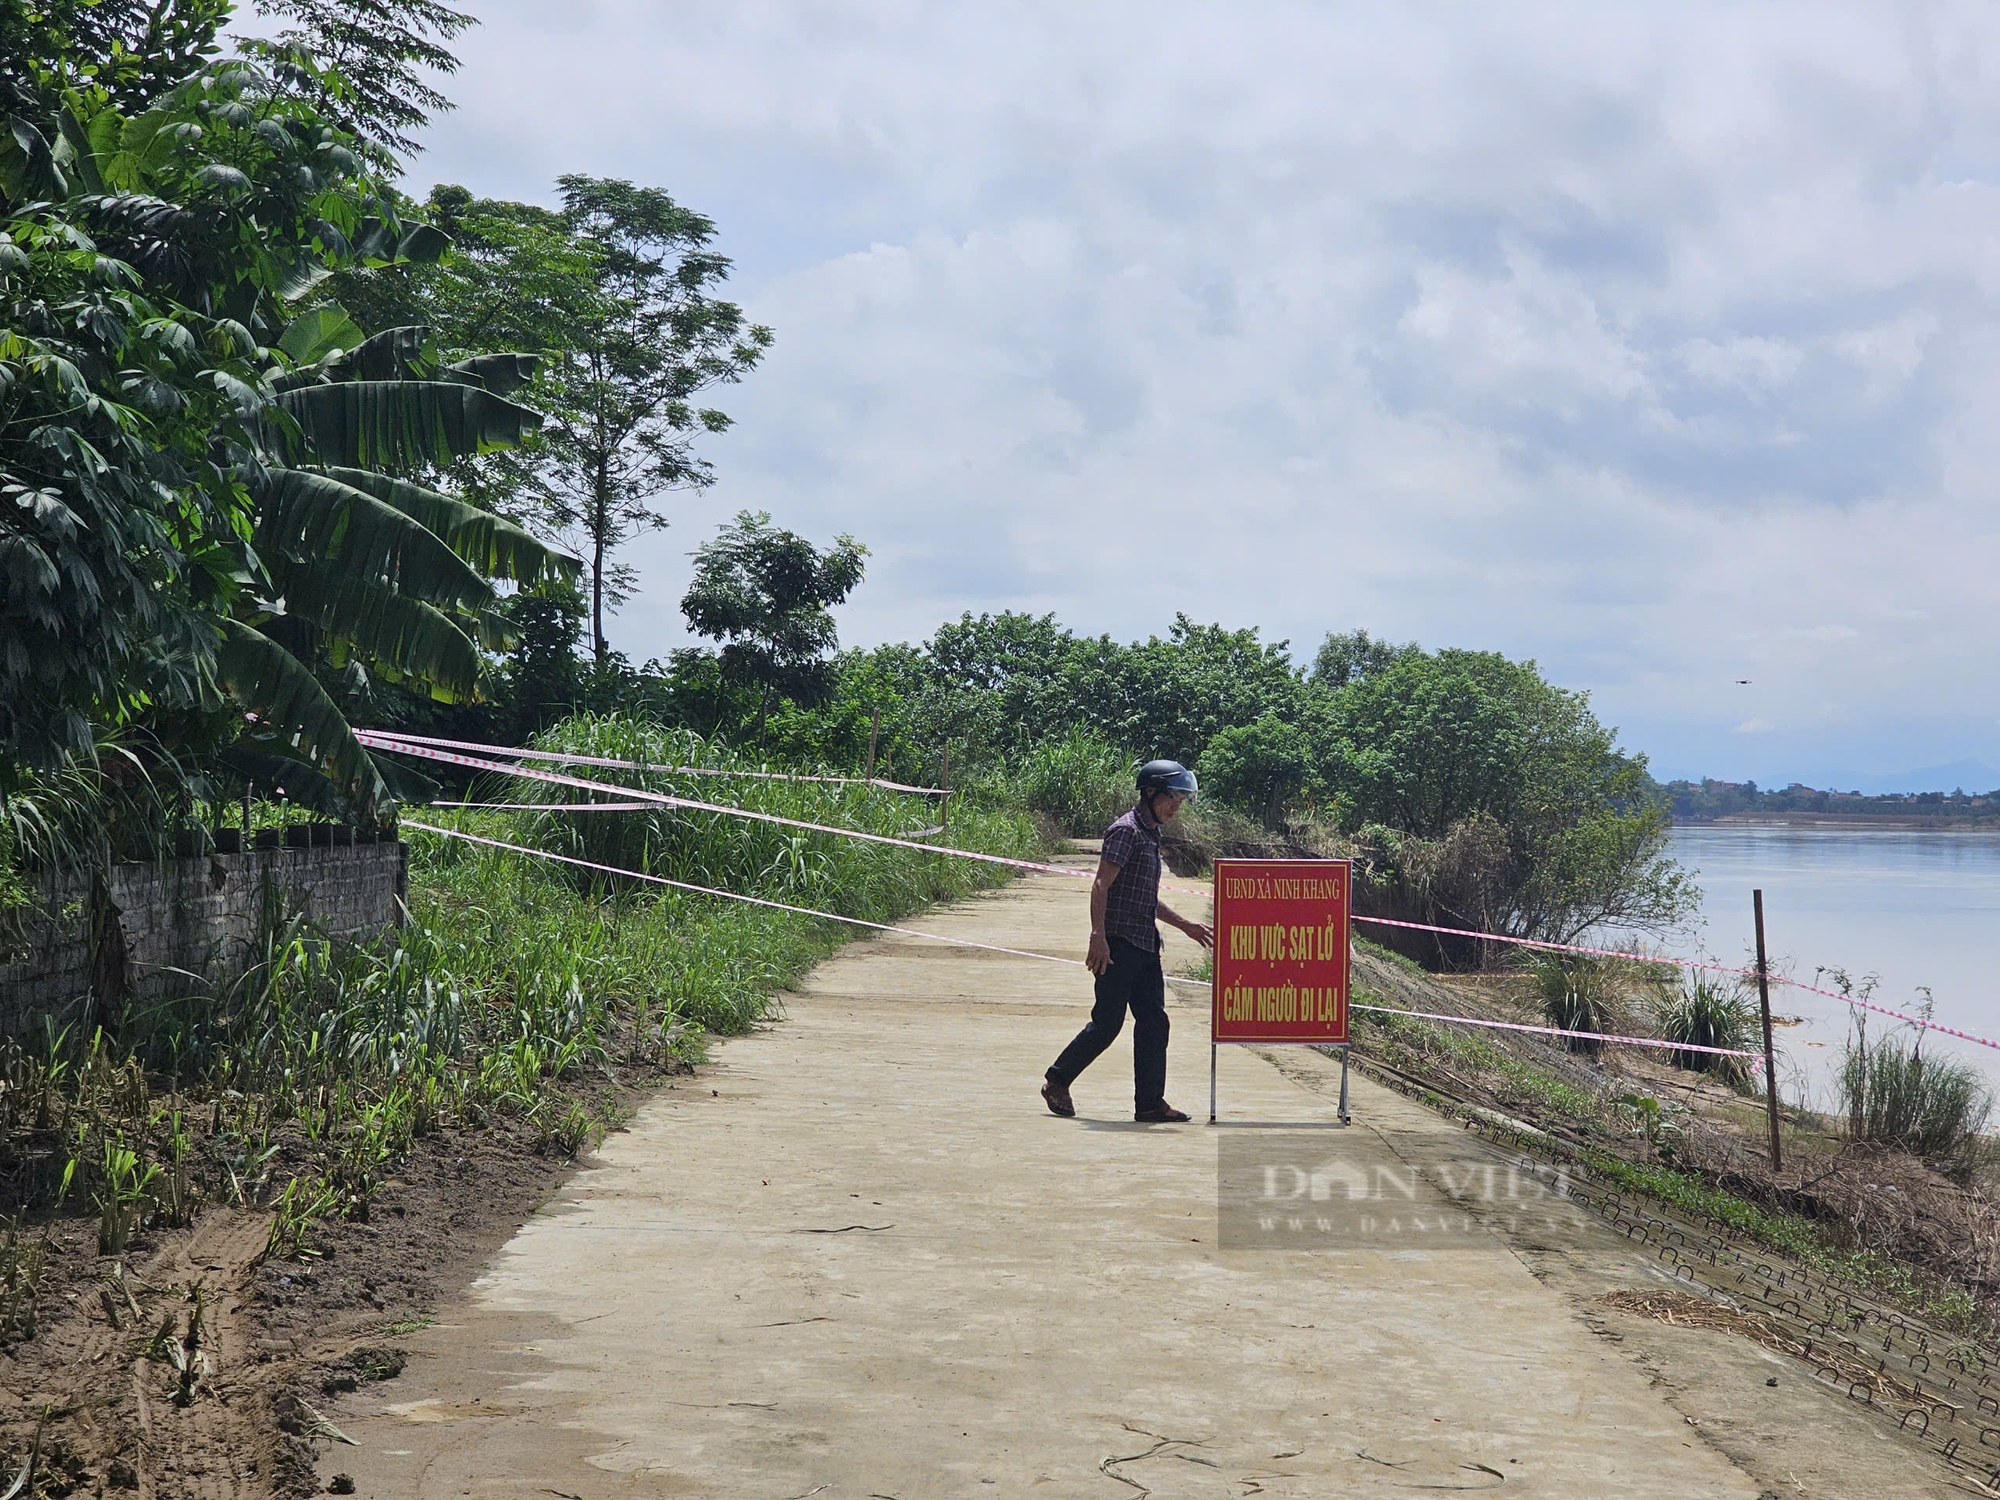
[1661,825,2000,1106]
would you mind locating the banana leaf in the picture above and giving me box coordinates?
[258,468,493,611]
[219,744,349,818]
[319,466,578,586]
[277,305,366,364]
[350,217,449,267]
[444,352,538,397]
[332,325,435,381]
[267,560,483,700]
[278,378,543,470]
[215,619,388,810]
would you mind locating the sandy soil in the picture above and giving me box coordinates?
[304,865,1967,1499]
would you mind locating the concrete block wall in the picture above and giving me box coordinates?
[0,841,407,1037]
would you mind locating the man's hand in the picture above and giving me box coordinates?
[1086,930,1112,974]
[1157,899,1213,950]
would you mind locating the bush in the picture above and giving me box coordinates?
[1839,1035,1993,1174]
[1009,728,1130,838]
[1198,714,1316,829]
[1525,953,1615,1056]
[1658,976,1757,1082]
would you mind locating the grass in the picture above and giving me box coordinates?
[1838,1032,1993,1175]
[1351,995,1605,1123]
[1005,727,1130,838]
[0,715,1043,1291]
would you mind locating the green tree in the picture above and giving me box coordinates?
[1311,627,1411,688]
[491,581,589,742]
[1320,653,1522,838]
[1199,714,1316,828]
[1319,649,1690,949]
[680,511,866,735]
[0,15,574,808]
[0,26,363,767]
[1110,616,1304,765]
[0,1,230,115]
[247,0,474,165]
[532,177,772,664]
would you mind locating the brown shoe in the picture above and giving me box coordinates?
[1041,1079,1075,1118]
[1134,1102,1190,1123]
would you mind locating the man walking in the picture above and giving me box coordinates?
[1041,760,1214,1123]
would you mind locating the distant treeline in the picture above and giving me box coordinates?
[1666,779,2000,822]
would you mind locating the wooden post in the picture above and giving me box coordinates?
[940,743,951,835]
[1754,888,1782,1172]
[243,781,254,838]
[864,708,881,781]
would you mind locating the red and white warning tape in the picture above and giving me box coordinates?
[433,800,660,812]
[403,820,1760,1063]
[1341,1000,1761,1064]
[366,727,946,796]
[405,822,1125,969]
[361,733,1004,864]
[372,732,1997,1057]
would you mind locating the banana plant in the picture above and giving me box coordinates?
[3,54,577,812]
[223,308,578,811]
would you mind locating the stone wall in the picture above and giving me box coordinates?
[0,841,407,1037]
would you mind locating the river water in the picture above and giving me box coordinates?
[1659,825,2000,1106]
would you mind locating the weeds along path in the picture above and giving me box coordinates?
[310,867,1940,1499]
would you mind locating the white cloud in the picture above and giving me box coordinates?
[390,0,2000,784]
[1676,337,1803,394]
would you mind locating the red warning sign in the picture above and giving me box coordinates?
[1211,858,1352,1045]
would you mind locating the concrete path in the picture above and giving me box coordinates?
[327,868,1774,1498]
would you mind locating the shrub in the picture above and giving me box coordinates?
[1525,953,1615,1056]
[1658,976,1757,1082]
[1839,1034,1993,1174]
[1010,728,1130,838]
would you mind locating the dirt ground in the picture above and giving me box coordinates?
[284,865,1968,1500]
[0,1082,687,1497]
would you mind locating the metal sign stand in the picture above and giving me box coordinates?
[1209,1040,1352,1126]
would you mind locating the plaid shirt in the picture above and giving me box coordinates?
[1099,803,1164,952]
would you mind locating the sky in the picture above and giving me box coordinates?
[354,2,2000,789]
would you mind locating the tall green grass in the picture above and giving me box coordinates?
[1839,1032,1993,1175]
[495,713,1038,919]
[0,715,1041,1275]
[1005,727,1130,838]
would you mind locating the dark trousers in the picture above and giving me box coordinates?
[1046,936,1168,1109]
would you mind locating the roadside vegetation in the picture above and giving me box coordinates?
[1340,945,2000,1340]
[1,719,1036,1279]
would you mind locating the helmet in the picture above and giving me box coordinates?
[1136,759,1198,800]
